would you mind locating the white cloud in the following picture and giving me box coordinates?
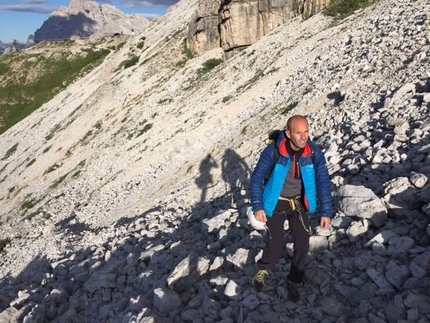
[118,0,179,8]
[0,4,54,13]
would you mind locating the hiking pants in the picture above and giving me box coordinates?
[256,199,311,284]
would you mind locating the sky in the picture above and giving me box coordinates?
[0,0,180,43]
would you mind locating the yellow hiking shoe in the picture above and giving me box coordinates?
[252,269,268,291]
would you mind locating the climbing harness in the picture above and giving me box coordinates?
[280,196,313,235]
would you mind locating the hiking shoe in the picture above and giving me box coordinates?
[286,280,300,302]
[252,270,268,291]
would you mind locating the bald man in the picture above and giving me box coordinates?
[250,115,333,302]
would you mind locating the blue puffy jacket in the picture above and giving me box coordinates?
[250,131,333,218]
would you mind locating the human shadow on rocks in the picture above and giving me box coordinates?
[123,150,255,318]
[54,211,100,241]
[327,91,345,106]
[0,151,258,322]
[0,254,51,312]
[195,153,218,205]
[113,206,163,230]
[221,148,251,197]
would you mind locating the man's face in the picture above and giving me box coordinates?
[286,118,309,150]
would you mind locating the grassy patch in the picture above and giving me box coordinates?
[197,58,223,76]
[324,0,371,20]
[21,194,43,210]
[281,101,299,115]
[158,98,173,105]
[222,95,232,103]
[1,143,18,161]
[118,55,139,70]
[26,158,36,168]
[50,173,68,189]
[80,121,103,145]
[176,39,195,68]
[44,163,61,174]
[136,123,153,137]
[45,124,62,141]
[42,145,52,154]
[0,46,110,135]
[237,69,264,93]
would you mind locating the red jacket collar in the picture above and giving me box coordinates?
[278,138,313,157]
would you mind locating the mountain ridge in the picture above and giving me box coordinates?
[34,0,149,42]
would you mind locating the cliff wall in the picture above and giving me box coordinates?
[187,0,331,55]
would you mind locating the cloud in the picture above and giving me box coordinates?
[23,0,50,4]
[117,0,179,8]
[139,12,160,20]
[0,4,54,13]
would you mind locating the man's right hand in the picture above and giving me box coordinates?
[255,210,267,223]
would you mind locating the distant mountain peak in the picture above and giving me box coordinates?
[34,0,149,42]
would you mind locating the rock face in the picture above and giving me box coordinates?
[0,41,7,55]
[34,0,149,42]
[187,0,330,55]
[1,39,30,55]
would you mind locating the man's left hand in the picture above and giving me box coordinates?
[320,217,331,229]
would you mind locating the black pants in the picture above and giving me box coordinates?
[256,199,310,283]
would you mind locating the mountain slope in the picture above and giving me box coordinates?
[0,0,429,321]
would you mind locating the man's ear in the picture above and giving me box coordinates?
[285,130,291,139]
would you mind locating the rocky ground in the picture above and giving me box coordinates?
[0,0,429,322]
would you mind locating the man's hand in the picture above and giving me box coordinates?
[255,210,267,223]
[320,217,331,229]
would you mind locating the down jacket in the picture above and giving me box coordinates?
[250,131,333,218]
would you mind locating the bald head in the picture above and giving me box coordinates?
[285,115,309,150]
[286,115,308,131]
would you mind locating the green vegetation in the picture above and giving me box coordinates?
[80,121,103,145]
[183,58,224,91]
[42,145,52,154]
[21,194,44,210]
[44,163,61,174]
[136,123,153,137]
[176,39,195,68]
[45,124,62,141]
[118,55,139,70]
[1,143,18,161]
[324,0,372,20]
[0,43,111,135]
[26,158,36,168]
[197,58,223,76]
[50,173,68,189]
[94,120,102,130]
[237,69,264,93]
[222,95,232,103]
[137,37,146,50]
[281,101,299,115]
[158,97,173,105]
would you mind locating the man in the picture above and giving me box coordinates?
[249,115,333,302]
